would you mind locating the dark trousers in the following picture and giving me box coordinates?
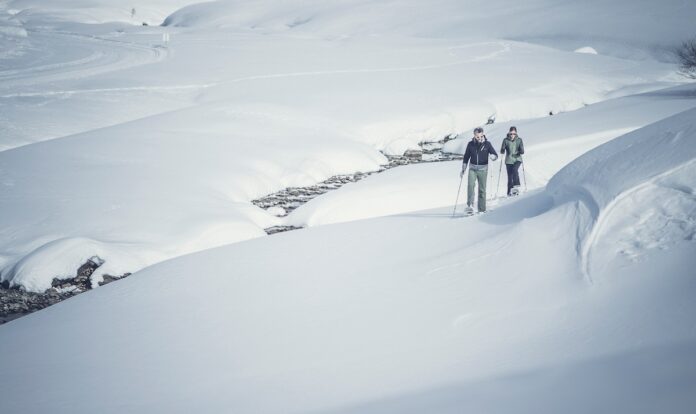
[506,161,521,195]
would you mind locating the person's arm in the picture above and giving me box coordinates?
[488,141,499,158]
[460,143,471,177]
[462,142,472,167]
[518,139,525,155]
[500,140,507,154]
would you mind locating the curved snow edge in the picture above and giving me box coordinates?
[546,107,696,281]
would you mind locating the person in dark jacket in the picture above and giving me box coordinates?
[500,126,525,196]
[461,127,498,213]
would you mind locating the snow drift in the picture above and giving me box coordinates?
[3,0,693,292]
[0,95,694,414]
[547,106,696,282]
[0,105,386,291]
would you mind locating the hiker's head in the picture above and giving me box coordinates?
[473,127,485,141]
[508,126,518,139]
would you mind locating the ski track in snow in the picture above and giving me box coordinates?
[0,28,168,90]
[0,40,511,98]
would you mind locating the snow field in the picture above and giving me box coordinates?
[1,0,696,412]
[1,107,695,413]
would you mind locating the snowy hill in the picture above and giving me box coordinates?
[3,0,200,24]
[1,107,695,413]
[284,84,696,227]
[2,0,694,292]
[1,0,696,412]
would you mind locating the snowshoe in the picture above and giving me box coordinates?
[510,186,520,197]
[464,206,475,216]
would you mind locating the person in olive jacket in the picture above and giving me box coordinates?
[461,127,498,213]
[500,126,525,196]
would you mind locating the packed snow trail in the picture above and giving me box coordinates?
[0,29,167,88]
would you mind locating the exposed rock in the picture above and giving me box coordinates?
[1,258,130,324]
[253,135,463,230]
[1,286,75,324]
[403,149,423,160]
[266,226,304,235]
[99,273,129,286]
[1,133,466,323]
[51,257,101,291]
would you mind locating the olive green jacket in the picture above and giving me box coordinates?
[500,136,525,164]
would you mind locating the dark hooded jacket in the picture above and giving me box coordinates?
[463,137,498,169]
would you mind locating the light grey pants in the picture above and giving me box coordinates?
[467,167,488,212]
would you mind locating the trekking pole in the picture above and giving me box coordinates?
[452,171,464,218]
[521,157,528,192]
[487,161,493,201]
[495,157,503,199]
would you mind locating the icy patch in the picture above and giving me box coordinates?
[266,206,287,217]
[574,46,598,55]
[53,285,79,294]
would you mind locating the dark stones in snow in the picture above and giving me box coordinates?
[265,226,304,235]
[0,257,129,324]
[0,134,462,323]
[0,288,74,324]
[252,135,462,234]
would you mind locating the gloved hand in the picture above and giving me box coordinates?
[490,154,498,161]
[460,169,465,178]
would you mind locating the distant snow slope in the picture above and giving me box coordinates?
[163,0,695,56]
[0,0,694,291]
[5,0,200,24]
[1,107,694,414]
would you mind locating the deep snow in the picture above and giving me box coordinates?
[1,0,696,412]
[2,0,695,291]
[286,84,696,227]
[1,108,695,413]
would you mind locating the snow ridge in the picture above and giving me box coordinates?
[547,107,696,282]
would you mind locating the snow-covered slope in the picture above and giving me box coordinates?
[0,106,387,291]
[162,0,695,56]
[2,0,694,291]
[285,84,696,227]
[1,107,694,413]
[4,0,200,25]
[547,107,696,283]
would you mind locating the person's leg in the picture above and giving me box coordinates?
[505,163,514,195]
[467,168,477,207]
[478,168,488,212]
[512,161,521,187]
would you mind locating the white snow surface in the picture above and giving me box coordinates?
[1,0,694,291]
[574,46,598,55]
[286,84,696,227]
[1,1,696,410]
[4,0,201,25]
[1,107,695,413]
